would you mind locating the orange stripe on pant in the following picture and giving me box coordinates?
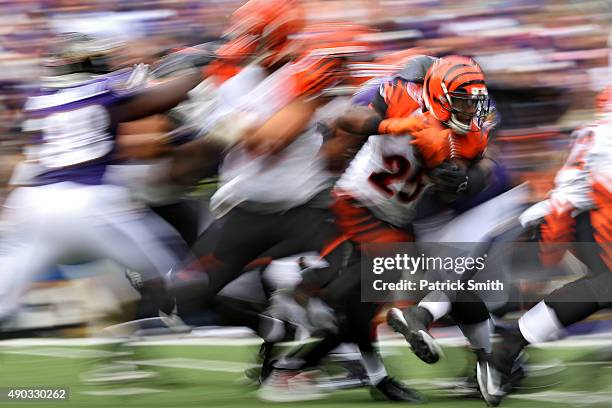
[331,192,413,245]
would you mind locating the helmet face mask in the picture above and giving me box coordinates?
[445,87,490,134]
[423,56,490,134]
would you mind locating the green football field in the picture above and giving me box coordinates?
[0,338,610,408]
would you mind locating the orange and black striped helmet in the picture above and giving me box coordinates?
[423,55,490,134]
[217,0,304,68]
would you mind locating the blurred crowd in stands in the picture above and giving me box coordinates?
[1,0,611,200]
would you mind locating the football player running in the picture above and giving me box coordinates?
[257,55,496,403]
[165,2,427,400]
[477,91,611,407]
[333,53,495,358]
[0,32,203,326]
[171,0,359,327]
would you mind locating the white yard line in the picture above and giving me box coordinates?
[509,390,612,405]
[82,388,167,396]
[3,347,129,359]
[116,358,252,373]
[0,338,121,347]
[2,347,253,373]
[2,331,612,348]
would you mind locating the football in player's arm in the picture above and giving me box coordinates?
[335,65,494,202]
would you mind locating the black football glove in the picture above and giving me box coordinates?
[430,160,469,194]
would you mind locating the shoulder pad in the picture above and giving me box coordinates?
[395,55,437,83]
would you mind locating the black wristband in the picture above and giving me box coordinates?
[363,115,383,136]
[466,164,488,195]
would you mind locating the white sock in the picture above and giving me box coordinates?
[518,301,563,344]
[459,319,492,353]
[419,291,451,321]
[361,352,387,385]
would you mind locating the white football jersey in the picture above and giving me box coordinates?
[550,124,611,212]
[548,127,595,212]
[586,123,612,198]
[336,134,431,226]
[209,63,332,214]
[522,121,611,227]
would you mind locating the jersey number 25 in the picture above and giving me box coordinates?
[368,155,424,202]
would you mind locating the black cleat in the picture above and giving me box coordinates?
[387,307,442,364]
[477,328,528,406]
[371,376,426,403]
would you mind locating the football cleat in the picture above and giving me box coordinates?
[387,307,442,364]
[477,328,528,406]
[370,376,426,403]
[476,361,503,406]
[447,348,489,399]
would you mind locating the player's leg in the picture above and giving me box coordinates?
[86,186,190,317]
[257,241,354,401]
[392,185,529,366]
[328,193,425,399]
[261,243,424,402]
[0,187,61,325]
[333,193,423,358]
[150,199,201,247]
[479,210,611,406]
[170,206,288,314]
[0,242,57,326]
[344,296,425,403]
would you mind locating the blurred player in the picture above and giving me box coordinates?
[172,0,345,323]
[166,1,425,401]
[259,55,495,403]
[110,41,243,249]
[0,32,204,325]
[334,53,494,358]
[477,93,612,407]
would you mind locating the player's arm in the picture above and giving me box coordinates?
[337,106,428,137]
[116,115,175,160]
[335,105,383,136]
[336,82,427,137]
[243,55,339,155]
[319,121,367,171]
[112,71,203,124]
[243,95,322,156]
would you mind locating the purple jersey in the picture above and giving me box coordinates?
[23,67,145,185]
[351,76,390,106]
